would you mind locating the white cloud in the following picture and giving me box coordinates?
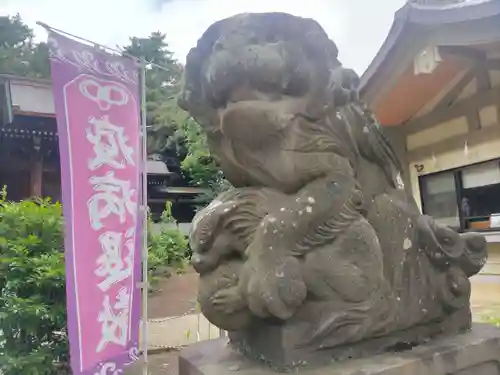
[0,0,405,74]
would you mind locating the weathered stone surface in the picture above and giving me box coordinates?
[177,11,489,369]
[179,324,500,375]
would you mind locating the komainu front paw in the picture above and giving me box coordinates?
[246,257,306,320]
[210,287,246,314]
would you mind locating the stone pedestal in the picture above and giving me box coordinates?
[179,323,500,375]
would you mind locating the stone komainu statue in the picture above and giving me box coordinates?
[178,12,488,369]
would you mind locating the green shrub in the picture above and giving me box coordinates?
[0,190,189,374]
[0,194,68,375]
[483,316,500,327]
[147,201,190,291]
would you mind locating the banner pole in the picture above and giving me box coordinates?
[140,57,149,375]
[36,21,172,74]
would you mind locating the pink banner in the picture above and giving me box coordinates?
[47,31,142,375]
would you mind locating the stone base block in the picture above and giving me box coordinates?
[179,323,500,375]
[226,306,472,369]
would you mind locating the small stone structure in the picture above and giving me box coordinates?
[177,12,494,374]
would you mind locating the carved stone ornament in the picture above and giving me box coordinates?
[178,12,488,370]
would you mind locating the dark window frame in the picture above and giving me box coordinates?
[418,157,500,233]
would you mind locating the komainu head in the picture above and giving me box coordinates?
[178,12,359,131]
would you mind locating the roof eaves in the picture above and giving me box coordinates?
[358,4,412,93]
[359,0,500,95]
[407,0,500,24]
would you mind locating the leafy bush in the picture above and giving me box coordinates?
[0,194,68,375]
[483,315,500,327]
[0,190,189,374]
[147,201,190,291]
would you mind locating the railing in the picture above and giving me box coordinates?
[144,313,226,353]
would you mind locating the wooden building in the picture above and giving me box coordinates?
[0,75,60,201]
[0,74,201,226]
[360,0,500,273]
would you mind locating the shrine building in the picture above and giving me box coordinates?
[360,0,500,274]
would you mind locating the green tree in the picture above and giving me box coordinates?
[123,32,186,155]
[123,32,229,194]
[0,14,50,78]
[180,117,230,192]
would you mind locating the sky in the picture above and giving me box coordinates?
[0,0,406,75]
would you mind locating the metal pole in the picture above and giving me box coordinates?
[36,21,173,74]
[139,57,149,375]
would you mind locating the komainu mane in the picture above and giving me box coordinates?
[177,12,488,370]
